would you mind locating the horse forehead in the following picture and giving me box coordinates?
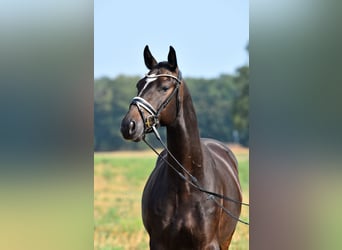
[141,70,169,90]
[137,75,159,96]
[145,75,158,85]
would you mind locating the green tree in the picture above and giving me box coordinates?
[186,75,236,142]
[232,65,249,146]
[94,70,248,151]
[94,75,145,151]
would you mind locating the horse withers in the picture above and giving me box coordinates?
[121,45,242,249]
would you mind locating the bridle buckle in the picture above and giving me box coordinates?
[145,115,159,132]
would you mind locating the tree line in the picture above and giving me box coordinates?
[94,65,249,151]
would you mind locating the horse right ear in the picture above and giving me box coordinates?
[144,45,157,70]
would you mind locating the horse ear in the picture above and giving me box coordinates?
[144,45,157,70]
[168,46,178,71]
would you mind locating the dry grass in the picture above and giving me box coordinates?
[94,145,249,250]
[95,144,248,158]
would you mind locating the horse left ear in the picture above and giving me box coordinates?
[168,46,178,71]
[144,45,158,70]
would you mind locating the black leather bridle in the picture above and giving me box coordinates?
[130,72,182,134]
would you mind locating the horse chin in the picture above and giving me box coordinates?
[123,133,143,142]
[131,129,145,142]
[133,135,144,142]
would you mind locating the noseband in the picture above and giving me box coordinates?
[130,72,182,134]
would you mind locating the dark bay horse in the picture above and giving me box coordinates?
[121,46,242,249]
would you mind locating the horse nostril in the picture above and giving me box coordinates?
[129,121,136,135]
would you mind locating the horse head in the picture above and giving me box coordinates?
[121,45,183,141]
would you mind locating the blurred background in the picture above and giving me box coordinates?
[1,1,342,250]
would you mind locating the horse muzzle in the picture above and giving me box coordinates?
[120,109,145,142]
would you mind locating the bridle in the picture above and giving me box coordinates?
[130,72,182,134]
[129,72,250,225]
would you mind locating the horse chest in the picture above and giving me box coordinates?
[147,191,215,237]
[162,201,196,229]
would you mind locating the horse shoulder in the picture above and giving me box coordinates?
[200,138,242,194]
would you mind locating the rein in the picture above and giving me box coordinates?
[130,73,249,225]
[143,128,250,226]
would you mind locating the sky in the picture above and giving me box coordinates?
[95,1,249,79]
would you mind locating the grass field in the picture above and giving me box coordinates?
[94,145,249,250]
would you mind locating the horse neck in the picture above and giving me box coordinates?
[166,84,203,175]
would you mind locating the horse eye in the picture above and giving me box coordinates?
[161,86,170,92]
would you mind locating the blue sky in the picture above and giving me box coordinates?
[95,1,248,78]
